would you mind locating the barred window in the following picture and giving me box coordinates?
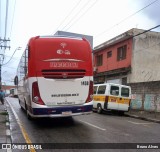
[96,54,103,66]
[117,45,127,61]
[107,51,112,58]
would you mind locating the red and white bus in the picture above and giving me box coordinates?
[15,36,93,119]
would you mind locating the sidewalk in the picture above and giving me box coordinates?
[125,109,160,123]
[0,103,7,143]
[0,99,12,151]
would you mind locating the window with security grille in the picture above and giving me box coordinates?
[96,54,103,66]
[107,51,112,58]
[117,45,127,61]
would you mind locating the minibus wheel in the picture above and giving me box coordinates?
[97,104,102,114]
[119,111,124,116]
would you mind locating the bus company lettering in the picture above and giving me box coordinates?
[110,97,117,102]
[50,62,78,68]
[51,93,79,97]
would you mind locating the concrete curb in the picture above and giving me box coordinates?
[5,99,12,152]
[125,113,160,123]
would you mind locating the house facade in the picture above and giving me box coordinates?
[93,28,160,112]
[93,30,133,84]
[1,85,16,95]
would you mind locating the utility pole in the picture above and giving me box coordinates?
[0,37,10,90]
[0,37,10,49]
[0,54,4,90]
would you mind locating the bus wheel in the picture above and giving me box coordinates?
[19,99,23,110]
[27,111,32,120]
[97,104,102,114]
[25,103,32,120]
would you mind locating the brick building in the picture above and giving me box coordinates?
[93,28,160,112]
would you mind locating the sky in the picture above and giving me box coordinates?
[0,0,160,85]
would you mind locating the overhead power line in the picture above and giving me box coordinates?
[133,24,160,37]
[132,24,160,56]
[3,65,17,69]
[61,0,91,31]
[65,0,98,31]
[2,47,21,65]
[95,0,159,39]
[53,0,82,34]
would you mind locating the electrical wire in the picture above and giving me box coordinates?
[95,0,159,39]
[65,0,98,31]
[3,65,17,69]
[2,47,20,65]
[2,0,16,67]
[61,0,91,31]
[4,54,18,59]
[53,0,82,34]
[133,24,160,37]
[132,25,160,55]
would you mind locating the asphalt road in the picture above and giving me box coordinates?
[6,97,160,152]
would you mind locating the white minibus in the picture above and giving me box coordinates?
[93,83,131,114]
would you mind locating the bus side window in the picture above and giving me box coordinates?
[94,86,98,94]
[110,86,119,96]
[97,85,106,94]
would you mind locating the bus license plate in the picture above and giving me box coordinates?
[62,111,72,115]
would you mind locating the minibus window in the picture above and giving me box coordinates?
[97,85,106,94]
[94,86,98,94]
[110,86,119,96]
[121,87,129,97]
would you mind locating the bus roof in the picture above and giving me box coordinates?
[94,83,131,88]
[38,35,84,40]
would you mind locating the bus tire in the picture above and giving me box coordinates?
[97,104,102,114]
[27,111,32,120]
[19,99,24,110]
[25,102,32,120]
